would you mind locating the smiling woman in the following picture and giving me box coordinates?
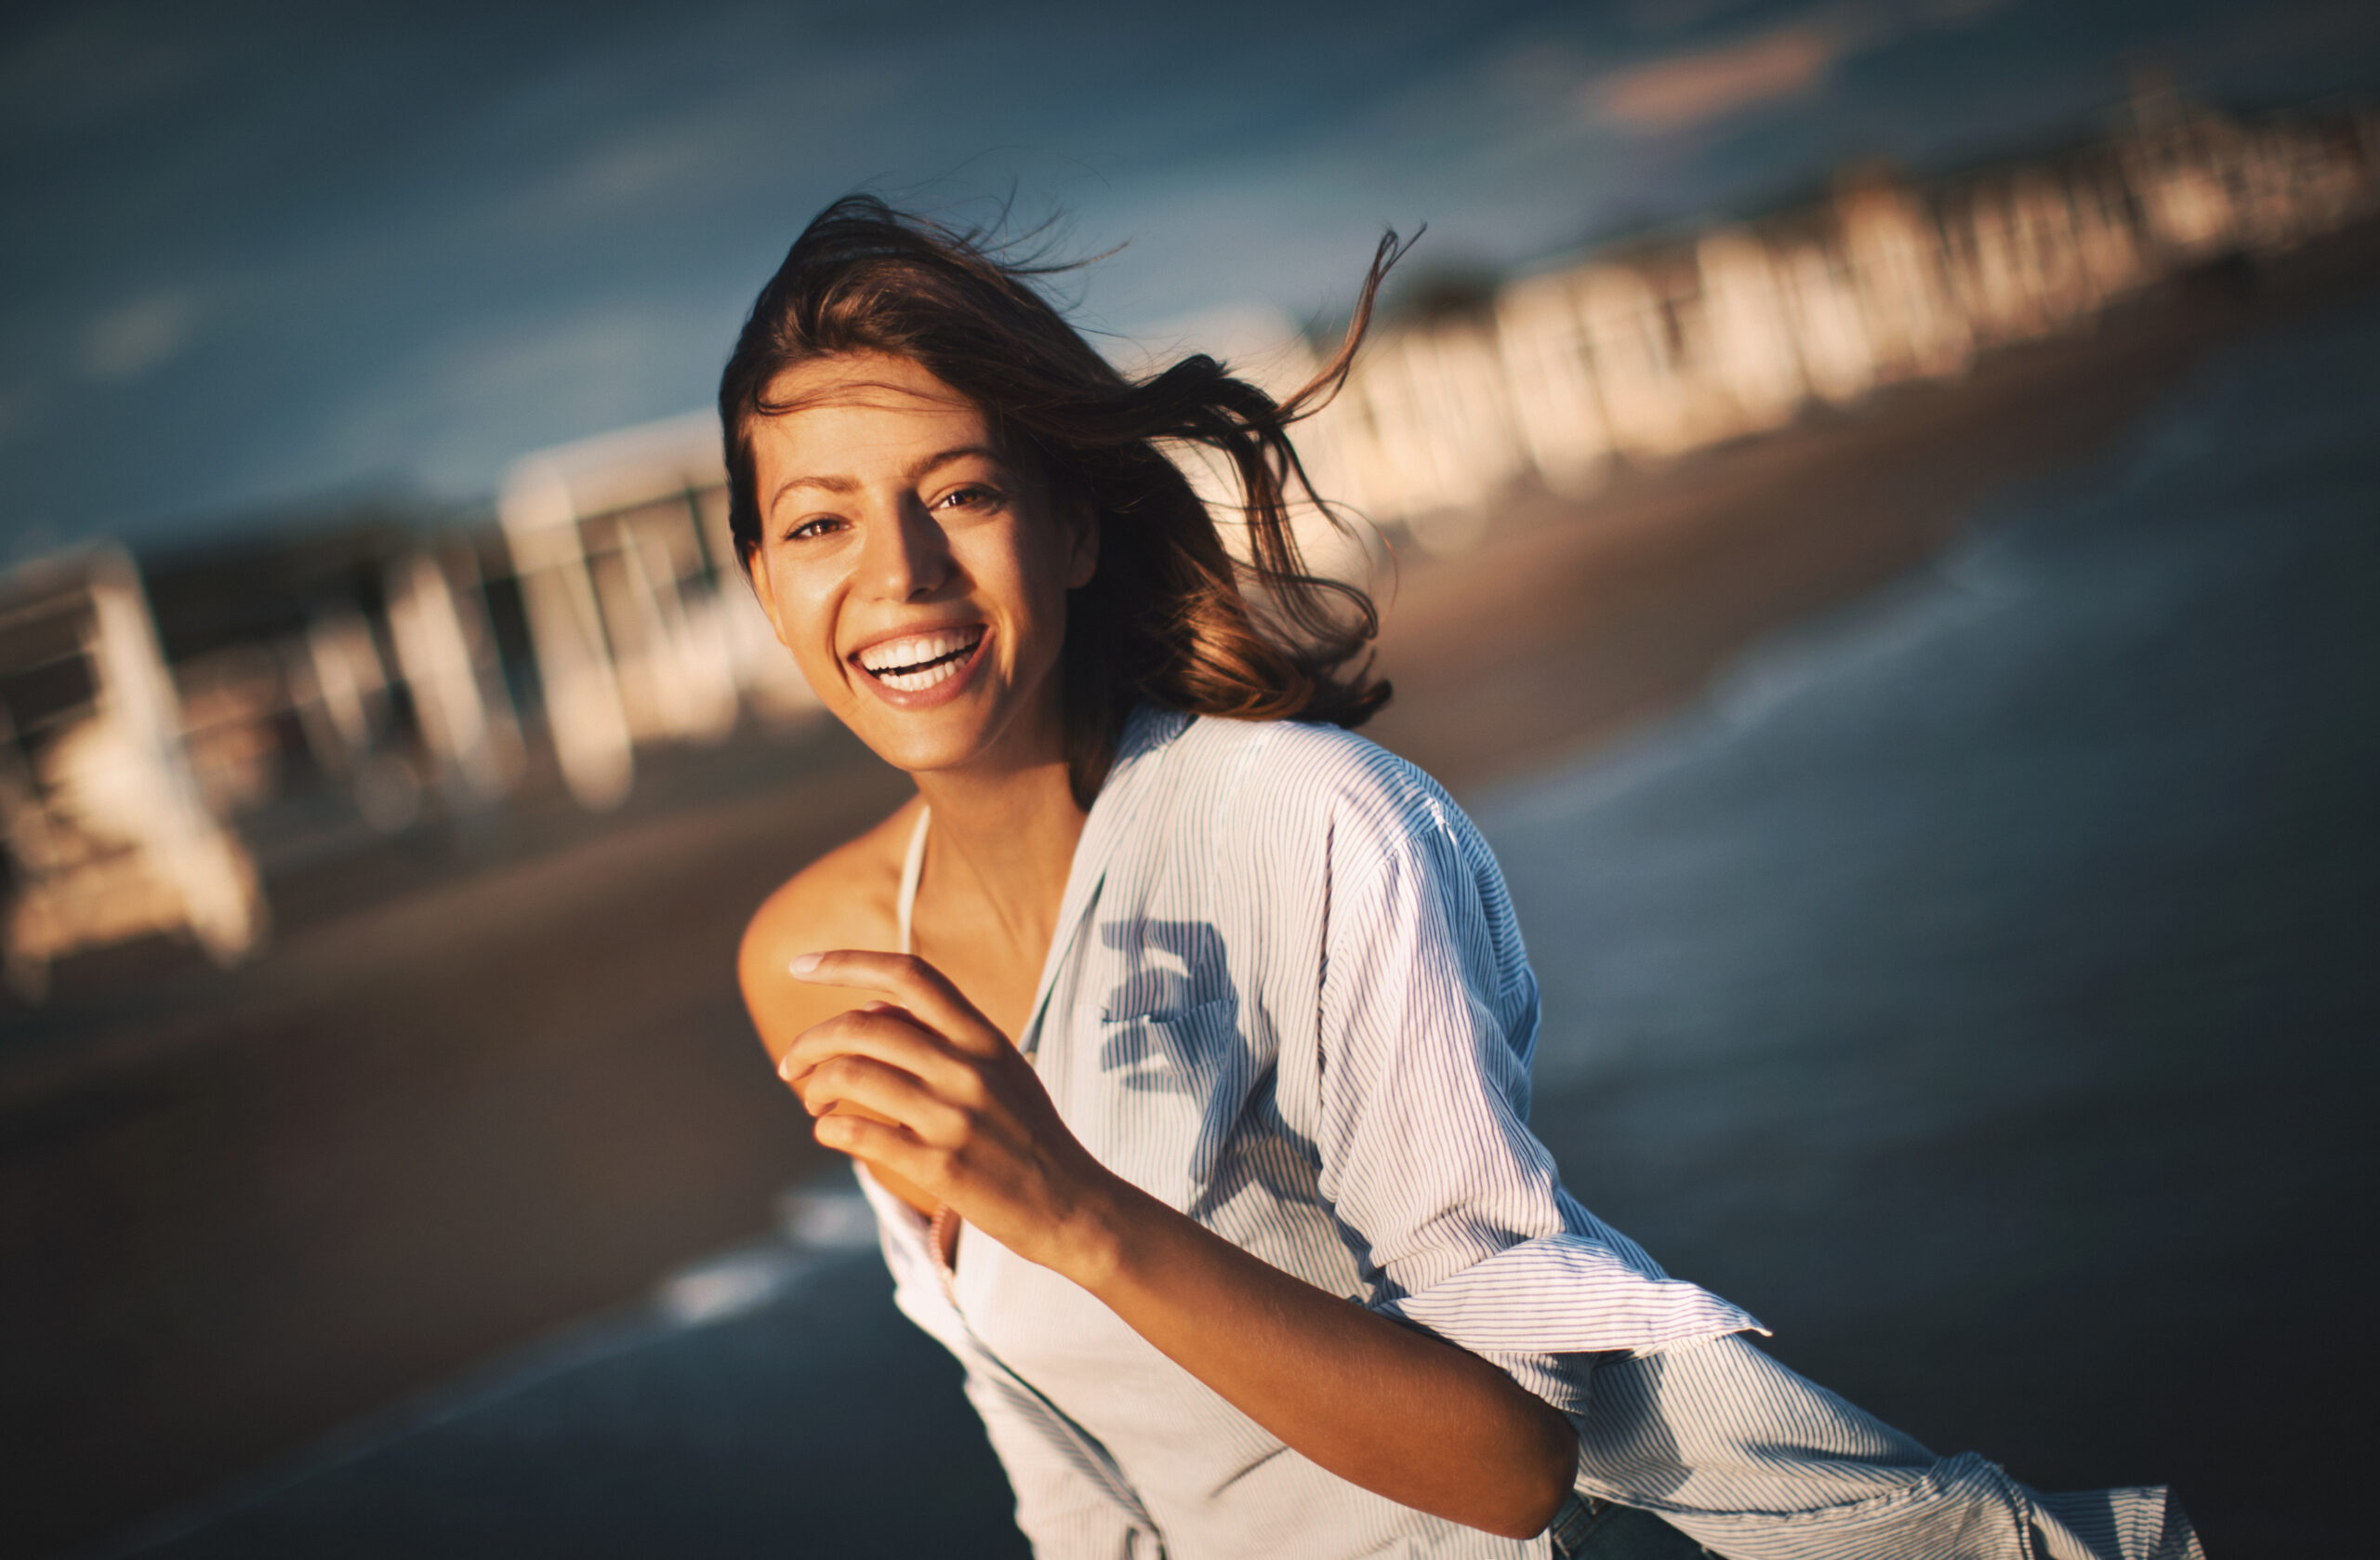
[740,352,1093,785]
[721,197,2201,1560]
[719,199,1389,805]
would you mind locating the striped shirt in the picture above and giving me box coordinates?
[857,707,2201,1560]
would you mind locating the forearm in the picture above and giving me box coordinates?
[774,951,1578,1536]
[1060,1175,1577,1540]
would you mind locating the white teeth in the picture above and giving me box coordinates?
[856,628,983,688]
[878,658,963,693]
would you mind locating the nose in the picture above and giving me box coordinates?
[860,495,954,602]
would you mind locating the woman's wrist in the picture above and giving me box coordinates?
[1042,1163,1157,1295]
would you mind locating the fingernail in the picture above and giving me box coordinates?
[776,1051,799,1080]
[789,952,821,977]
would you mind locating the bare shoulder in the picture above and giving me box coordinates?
[738,796,922,1064]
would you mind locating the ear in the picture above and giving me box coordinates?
[1064,500,1100,590]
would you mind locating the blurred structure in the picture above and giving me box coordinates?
[381,542,529,819]
[1286,90,2379,552]
[498,413,816,812]
[0,549,266,998]
[0,523,538,996]
[149,523,528,839]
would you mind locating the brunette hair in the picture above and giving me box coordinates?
[719,195,1400,803]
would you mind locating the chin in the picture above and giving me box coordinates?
[844,699,1009,778]
[860,728,988,778]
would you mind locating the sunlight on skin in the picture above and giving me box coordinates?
[741,352,1095,786]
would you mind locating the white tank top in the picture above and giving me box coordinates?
[896,805,930,955]
[895,804,957,1267]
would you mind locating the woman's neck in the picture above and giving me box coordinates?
[909,739,1091,987]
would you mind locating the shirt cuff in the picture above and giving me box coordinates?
[1368,1232,1766,1413]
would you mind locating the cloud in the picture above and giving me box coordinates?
[1580,0,2018,135]
[1624,0,1770,35]
[82,291,198,380]
[1581,23,1843,132]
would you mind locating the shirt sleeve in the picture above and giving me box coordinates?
[1311,785,1762,1416]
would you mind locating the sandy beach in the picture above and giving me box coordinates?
[4,240,2375,1559]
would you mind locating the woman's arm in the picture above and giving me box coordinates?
[1069,1170,1579,1539]
[736,820,944,1219]
[780,950,1578,1541]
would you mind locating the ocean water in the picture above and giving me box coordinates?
[1491,286,2380,1103]
[120,289,2380,1557]
[1480,284,2380,1546]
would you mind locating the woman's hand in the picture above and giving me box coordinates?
[784,946,1573,1540]
[778,950,1122,1277]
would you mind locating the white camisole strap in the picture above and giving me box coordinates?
[895,804,958,1274]
[896,805,930,956]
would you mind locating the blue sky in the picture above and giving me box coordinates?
[3,0,2374,550]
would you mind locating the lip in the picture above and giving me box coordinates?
[846,623,990,712]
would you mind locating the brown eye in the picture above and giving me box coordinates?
[936,484,998,511]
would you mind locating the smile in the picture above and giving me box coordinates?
[853,627,986,693]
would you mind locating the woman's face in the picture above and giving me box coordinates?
[744,352,1096,780]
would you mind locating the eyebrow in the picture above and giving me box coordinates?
[767,444,1006,514]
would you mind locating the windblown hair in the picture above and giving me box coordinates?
[719,195,1399,803]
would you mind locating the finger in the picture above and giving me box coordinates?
[780,1009,980,1099]
[789,951,1003,1054]
[813,1112,945,1193]
[802,1052,963,1137]
[802,1056,969,1145]
[780,1004,928,1077]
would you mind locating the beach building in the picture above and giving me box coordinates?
[0,549,267,998]
[1304,89,2377,549]
[496,412,819,812]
